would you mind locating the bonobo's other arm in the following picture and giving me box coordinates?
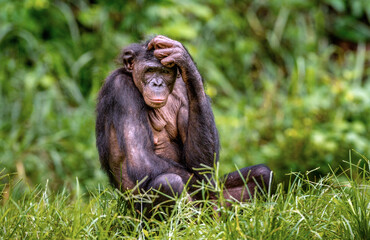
[148,36,219,180]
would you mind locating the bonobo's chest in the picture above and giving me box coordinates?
[147,79,188,162]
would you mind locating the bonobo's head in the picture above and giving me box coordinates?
[120,41,177,109]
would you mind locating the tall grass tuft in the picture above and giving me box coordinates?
[1,153,369,239]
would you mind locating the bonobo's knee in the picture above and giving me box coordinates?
[150,173,185,197]
[137,174,185,216]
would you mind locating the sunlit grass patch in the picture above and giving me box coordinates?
[1,154,369,239]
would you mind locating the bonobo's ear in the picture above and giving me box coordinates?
[123,49,135,72]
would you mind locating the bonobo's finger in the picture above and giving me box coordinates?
[161,56,175,68]
[161,52,183,68]
[147,37,159,50]
[147,39,154,50]
[155,38,174,49]
[148,36,174,50]
[154,49,173,59]
[157,35,182,48]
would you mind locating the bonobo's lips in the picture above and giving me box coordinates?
[150,98,165,103]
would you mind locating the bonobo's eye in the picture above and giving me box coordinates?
[162,68,172,74]
[146,67,156,73]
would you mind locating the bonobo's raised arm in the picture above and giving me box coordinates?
[148,36,220,179]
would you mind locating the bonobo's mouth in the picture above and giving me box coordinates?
[150,98,165,103]
[145,97,167,108]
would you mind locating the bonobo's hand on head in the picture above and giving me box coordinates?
[148,35,191,77]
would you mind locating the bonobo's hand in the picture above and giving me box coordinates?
[147,35,191,70]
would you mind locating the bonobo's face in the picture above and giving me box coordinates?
[133,58,177,108]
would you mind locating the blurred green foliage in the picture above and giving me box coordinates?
[0,0,369,191]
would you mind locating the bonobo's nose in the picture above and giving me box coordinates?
[150,78,164,88]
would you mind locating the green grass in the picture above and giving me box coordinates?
[1,154,369,239]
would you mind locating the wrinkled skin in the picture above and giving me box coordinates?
[132,58,177,109]
[96,36,272,214]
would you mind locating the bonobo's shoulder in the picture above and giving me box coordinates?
[106,68,131,81]
[103,68,134,89]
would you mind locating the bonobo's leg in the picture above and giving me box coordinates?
[222,164,272,202]
[149,173,186,204]
[136,173,187,215]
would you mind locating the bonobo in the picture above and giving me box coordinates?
[96,35,271,211]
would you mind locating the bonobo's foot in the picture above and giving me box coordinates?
[222,164,272,202]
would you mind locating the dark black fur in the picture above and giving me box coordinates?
[96,67,190,189]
